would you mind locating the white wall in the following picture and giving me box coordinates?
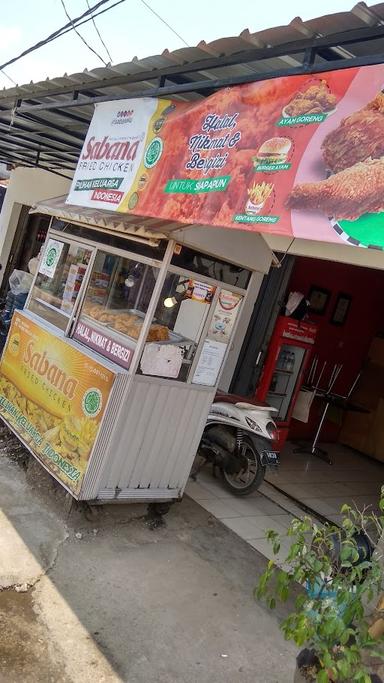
[0,167,72,284]
[264,234,384,270]
[173,224,272,274]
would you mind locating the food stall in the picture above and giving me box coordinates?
[2,60,381,507]
[0,207,255,506]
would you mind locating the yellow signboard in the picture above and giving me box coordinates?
[0,312,115,495]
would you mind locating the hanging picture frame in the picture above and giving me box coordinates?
[331,292,351,326]
[308,286,330,315]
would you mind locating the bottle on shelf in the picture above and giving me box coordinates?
[286,351,293,372]
[277,350,286,370]
[288,351,296,372]
[270,374,277,392]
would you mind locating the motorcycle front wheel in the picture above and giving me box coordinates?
[221,437,265,496]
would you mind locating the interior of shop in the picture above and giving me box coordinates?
[200,254,384,528]
[262,255,384,521]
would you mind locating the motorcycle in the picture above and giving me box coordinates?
[192,392,279,496]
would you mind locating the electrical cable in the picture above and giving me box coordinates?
[0,0,125,72]
[140,0,189,48]
[50,0,126,44]
[60,0,108,66]
[86,0,113,63]
[1,70,17,86]
[272,238,295,268]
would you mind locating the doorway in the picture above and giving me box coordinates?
[262,255,384,523]
[0,207,50,298]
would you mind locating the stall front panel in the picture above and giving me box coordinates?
[84,377,214,501]
[0,310,117,496]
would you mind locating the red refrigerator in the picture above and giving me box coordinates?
[256,317,317,451]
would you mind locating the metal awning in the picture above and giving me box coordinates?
[30,195,191,243]
[0,3,383,175]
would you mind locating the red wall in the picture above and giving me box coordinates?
[287,257,384,440]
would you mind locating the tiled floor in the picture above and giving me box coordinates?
[185,471,304,563]
[266,441,383,525]
[185,441,384,562]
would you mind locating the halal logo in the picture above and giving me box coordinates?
[45,247,57,267]
[144,137,163,169]
[82,388,102,417]
[8,333,20,357]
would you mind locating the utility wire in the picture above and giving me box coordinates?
[1,70,17,86]
[50,0,126,45]
[140,0,190,48]
[59,0,108,66]
[0,0,125,72]
[86,0,113,64]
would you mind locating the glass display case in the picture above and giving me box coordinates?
[256,317,317,450]
[24,227,251,386]
[73,249,160,369]
[266,344,306,420]
[28,238,92,331]
[138,273,216,381]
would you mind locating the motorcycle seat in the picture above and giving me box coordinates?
[214,392,275,412]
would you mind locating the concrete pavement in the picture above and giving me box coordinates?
[0,446,296,682]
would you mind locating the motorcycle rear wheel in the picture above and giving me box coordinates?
[221,437,265,496]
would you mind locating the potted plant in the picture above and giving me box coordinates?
[256,496,384,682]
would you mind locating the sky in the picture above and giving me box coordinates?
[0,0,367,89]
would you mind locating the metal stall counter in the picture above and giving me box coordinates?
[0,215,254,509]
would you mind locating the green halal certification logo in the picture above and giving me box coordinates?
[144,137,163,169]
[82,388,102,417]
[45,247,57,267]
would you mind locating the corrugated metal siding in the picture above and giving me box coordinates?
[2,2,384,103]
[97,377,214,496]
[80,372,129,499]
[0,4,384,172]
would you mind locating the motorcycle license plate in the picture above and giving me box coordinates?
[261,451,279,466]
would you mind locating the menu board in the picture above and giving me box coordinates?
[67,64,384,250]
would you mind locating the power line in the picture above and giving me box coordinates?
[1,70,17,86]
[0,0,125,72]
[52,0,126,45]
[86,0,113,64]
[140,0,189,48]
[59,0,108,66]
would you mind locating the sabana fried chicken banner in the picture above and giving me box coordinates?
[67,64,384,249]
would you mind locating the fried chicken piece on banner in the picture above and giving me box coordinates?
[322,93,384,172]
[287,157,384,220]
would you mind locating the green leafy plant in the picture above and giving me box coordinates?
[256,493,384,682]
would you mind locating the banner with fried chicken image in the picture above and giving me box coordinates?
[0,312,115,495]
[67,64,384,249]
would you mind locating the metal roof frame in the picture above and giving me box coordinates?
[0,2,383,173]
[13,24,384,113]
